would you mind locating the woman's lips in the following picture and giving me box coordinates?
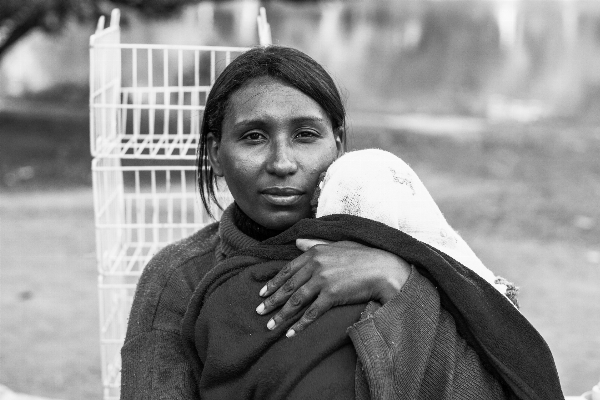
[261,187,304,206]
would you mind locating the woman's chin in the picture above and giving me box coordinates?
[253,208,310,231]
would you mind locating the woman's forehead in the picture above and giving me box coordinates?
[225,76,330,125]
[231,76,306,106]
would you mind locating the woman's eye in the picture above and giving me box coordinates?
[295,130,320,140]
[243,132,265,142]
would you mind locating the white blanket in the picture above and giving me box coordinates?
[316,149,509,296]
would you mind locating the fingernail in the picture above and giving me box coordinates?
[267,319,276,330]
[256,303,265,314]
[286,329,295,338]
[259,285,267,297]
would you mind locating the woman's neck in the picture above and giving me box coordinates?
[232,203,284,241]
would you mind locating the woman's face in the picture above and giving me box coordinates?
[208,76,343,230]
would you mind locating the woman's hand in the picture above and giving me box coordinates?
[255,239,412,337]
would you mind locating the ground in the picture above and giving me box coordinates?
[1,110,599,399]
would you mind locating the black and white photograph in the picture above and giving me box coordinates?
[1,1,599,399]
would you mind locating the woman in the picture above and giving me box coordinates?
[121,46,562,399]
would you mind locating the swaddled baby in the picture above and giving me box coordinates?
[312,148,517,303]
[182,150,525,399]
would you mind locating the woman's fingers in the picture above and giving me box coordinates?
[295,238,332,252]
[259,252,308,298]
[258,240,331,298]
[256,253,313,315]
[266,281,321,332]
[286,295,332,338]
[256,241,330,331]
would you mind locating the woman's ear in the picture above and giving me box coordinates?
[207,132,224,177]
[334,126,345,157]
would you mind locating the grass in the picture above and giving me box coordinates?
[0,189,101,399]
[1,111,599,398]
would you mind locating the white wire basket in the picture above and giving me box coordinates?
[89,11,250,160]
[89,8,267,399]
[92,159,230,276]
[92,158,231,399]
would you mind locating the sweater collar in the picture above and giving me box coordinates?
[216,203,300,261]
[216,203,260,262]
[232,203,284,242]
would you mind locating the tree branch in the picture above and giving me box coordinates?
[0,3,46,62]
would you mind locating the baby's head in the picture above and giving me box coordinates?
[314,149,507,296]
[315,149,448,242]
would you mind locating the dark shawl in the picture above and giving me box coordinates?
[182,214,564,400]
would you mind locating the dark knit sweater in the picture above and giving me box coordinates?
[121,205,509,399]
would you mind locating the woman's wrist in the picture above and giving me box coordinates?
[375,253,412,304]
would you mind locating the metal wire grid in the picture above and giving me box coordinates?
[92,160,231,276]
[90,16,249,159]
[97,279,133,400]
[92,161,233,399]
[93,159,231,398]
[91,160,233,400]
[90,9,245,399]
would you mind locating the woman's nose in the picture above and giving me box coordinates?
[265,142,298,177]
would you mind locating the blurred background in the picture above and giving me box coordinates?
[1,0,599,399]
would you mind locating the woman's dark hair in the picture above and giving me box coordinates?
[197,45,346,217]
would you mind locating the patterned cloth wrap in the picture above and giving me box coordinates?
[314,148,517,305]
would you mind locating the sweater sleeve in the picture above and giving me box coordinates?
[348,266,507,400]
[120,225,219,400]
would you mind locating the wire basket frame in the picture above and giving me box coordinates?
[92,159,231,275]
[90,12,250,159]
[90,8,249,399]
[92,158,231,399]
